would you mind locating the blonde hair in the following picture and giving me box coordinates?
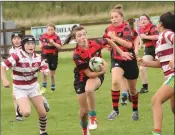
[47,23,56,30]
[110,4,124,17]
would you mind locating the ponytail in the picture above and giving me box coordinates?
[63,25,85,45]
[110,4,124,17]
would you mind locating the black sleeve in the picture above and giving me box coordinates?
[94,38,108,48]
[73,54,89,70]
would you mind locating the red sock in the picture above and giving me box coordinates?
[111,90,120,112]
[154,129,161,133]
[131,93,138,111]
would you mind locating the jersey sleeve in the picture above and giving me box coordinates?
[1,53,19,70]
[55,35,62,46]
[166,31,174,45]
[73,54,89,70]
[103,28,110,38]
[150,25,159,35]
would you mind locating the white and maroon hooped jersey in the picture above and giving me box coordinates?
[9,47,21,55]
[1,50,48,90]
[155,30,174,78]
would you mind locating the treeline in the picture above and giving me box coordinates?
[2,1,173,19]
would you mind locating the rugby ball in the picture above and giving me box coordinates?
[89,57,103,72]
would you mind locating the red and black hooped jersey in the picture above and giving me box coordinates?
[138,23,159,47]
[73,39,108,82]
[103,22,134,60]
[39,33,62,55]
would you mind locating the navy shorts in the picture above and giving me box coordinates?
[111,58,139,80]
[144,46,155,58]
[74,75,104,94]
[42,54,58,70]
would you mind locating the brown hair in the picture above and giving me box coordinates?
[139,14,152,23]
[110,4,124,17]
[63,25,85,45]
[47,23,56,30]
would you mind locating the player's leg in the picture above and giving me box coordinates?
[29,83,48,135]
[41,55,48,94]
[139,54,154,93]
[107,64,124,120]
[31,95,48,135]
[49,55,58,92]
[124,58,139,120]
[121,77,129,105]
[152,75,174,135]
[85,77,102,130]
[14,89,31,118]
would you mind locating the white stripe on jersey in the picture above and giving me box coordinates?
[162,64,171,72]
[155,30,174,77]
[9,47,21,55]
[13,73,38,81]
[2,50,47,90]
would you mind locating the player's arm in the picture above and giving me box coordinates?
[1,54,18,87]
[105,38,133,60]
[83,59,107,78]
[137,57,161,68]
[108,32,133,48]
[39,41,43,49]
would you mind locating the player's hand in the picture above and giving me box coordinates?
[49,39,54,45]
[137,57,147,66]
[140,34,147,39]
[2,79,10,88]
[107,31,115,38]
[169,56,174,70]
[121,52,133,60]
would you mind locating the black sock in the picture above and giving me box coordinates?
[142,84,148,89]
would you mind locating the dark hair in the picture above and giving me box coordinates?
[159,12,175,32]
[139,14,152,23]
[110,4,124,17]
[63,25,85,45]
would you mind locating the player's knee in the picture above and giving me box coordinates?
[22,111,30,117]
[151,95,160,106]
[112,81,120,90]
[85,87,94,94]
[140,66,146,72]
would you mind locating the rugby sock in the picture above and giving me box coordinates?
[111,90,120,112]
[154,129,161,134]
[16,105,22,117]
[51,84,55,91]
[39,116,47,134]
[80,120,88,134]
[122,91,128,98]
[131,93,139,111]
[42,82,47,88]
[143,83,148,89]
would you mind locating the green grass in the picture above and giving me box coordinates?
[1,49,174,135]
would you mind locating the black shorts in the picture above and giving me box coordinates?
[42,54,58,70]
[74,75,104,94]
[144,46,155,58]
[111,58,139,80]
